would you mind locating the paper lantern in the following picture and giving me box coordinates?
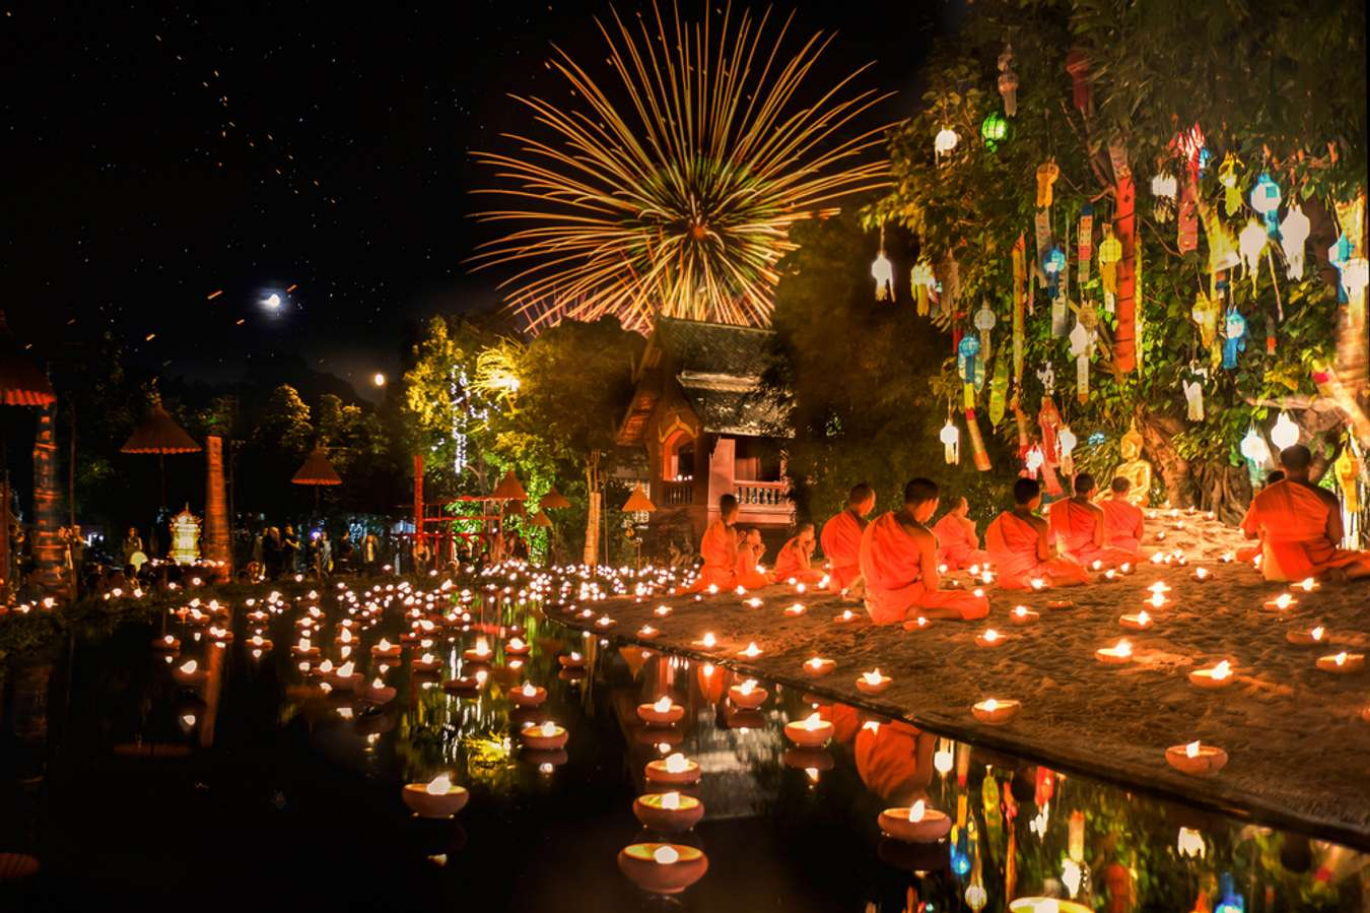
[1238,220,1267,289]
[871,249,894,302]
[1218,154,1243,217]
[1270,411,1299,451]
[1240,426,1270,464]
[1222,310,1247,370]
[1098,227,1122,301]
[1249,172,1282,238]
[935,127,959,158]
[1035,161,1060,208]
[910,261,935,316]
[957,335,980,386]
[1150,173,1177,222]
[940,418,960,464]
[1058,426,1077,458]
[981,112,1008,148]
[1044,245,1066,300]
[1182,377,1204,420]
[1344,257,1369,295]
[1280,205,1310,280]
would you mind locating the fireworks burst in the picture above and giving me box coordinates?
[471,1,892,333]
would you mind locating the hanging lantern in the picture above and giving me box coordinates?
[1218,153,1244,217]
[1182,376,1205,421]
[935,126,959,160]
[1024,444,1045,477]
[1077,204,1094,287]
[1222,309,1247,370]
[1270,411,1300,451]
[1043,245,1067,300]
[1239,219,1267,291]
[1036,360,1056,395]
[1012,235,1026,383]
[1199,200,1241,275]
[965,408,992,471]
[1192,291,1221,350]
[871,251,894,302]
[940,417,961,464]
[1098,225,1122,309]
[1151,172,1177,222]
[1240,426,1271,465]
[981,111,1008,149]
[997,43,1018,116]
[1334,443,1362,514]
[1058,425,1078,475]
[1343,257,1369,297]
[1069,321,1092,404]
[974,302,997,363]
[910,260,935,315]
[957,334,981,388]
[1280,205,1311,280]
[1249,172,1282,239]
[989,357,1008,426]
[1064,48,1091,112]
[1035,160,1060,209]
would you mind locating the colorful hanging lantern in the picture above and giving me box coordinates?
[1024,443,1045,477]
[989,357,1008,426]
[1151,172,1177,222]
[871,228,894,301]
[1036,360,1056,396]
[1249,172,1282,239]
[1098,225,1122,309]
[1043,244,1067,300]
[1199,200,1241,275]
[935,126,959,160]
[1174,124,1206,254]
[1069,320,1092,404]
[1222,309,1247,370]
[1218,153,1244,217]
[997,43,1018,117]
[1280,205,1311,280]
[1035,160,1060,209]
[1064,48,1091,111]
[1182,376,1205,421]
[1269,411,1300,451]
[1343,257,1369,298]
[1240,426,1271,465]
[1334,443,1362,514]
[957,334,980,387]
[910,260,935,315]
[1012,235,1026,383]
[1077,204,1094,287]
[974,301,997,363]
[940,416,961,464]
[981,112,1008,149]
[1192,291,1220,350]
[1238,219,1267,291]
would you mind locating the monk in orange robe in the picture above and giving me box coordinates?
[1240,445,1370,581]
[1237,470,1283,563]
[734,527,773,589]
[986,477,1091,589]
[684,494,740,593]
[931,496,989,570]
[821,482,875,595]
[1048,473,1134,569]
[854,719,935,802]
[773,523,826,584]
[1099,477,1145,555]
[859,478,990,624]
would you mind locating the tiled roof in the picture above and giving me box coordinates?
[655,316,774,379]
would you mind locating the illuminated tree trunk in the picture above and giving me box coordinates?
[31,404,69,599]
[203,435,231,582]
[1110,142,1137,374]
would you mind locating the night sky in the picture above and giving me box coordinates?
[5,1,953,401]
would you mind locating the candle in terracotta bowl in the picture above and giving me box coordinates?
[152,635,181,652]
[411,652,442,674]
[1316,652,1364,673]
[1165,740,1228,776]
[645,753,700,786]
[833,609,859,624]
[364,677,396,704]
[1119,609,1153,631]
[329,660,362,692]
[510,683,548,707]
[902,615,932,631]
[637,625,661,640]
[558,651,587,669]
[737,642,763,659]
[462,639,494,663]
[504,636,531,655]
[1045,599,1073,611]
[1194,567,1212,582]
[783,712,834,747]
[1188,660,1235,689]
[1009,606,1039,626]
[855,669,892,695]
[802,656,836,677]
[633,791,704,832]
[1263,593,1298,613]
[1294,577,1319,593]
[1095,639,1134,665]
[975,628,1006,648]
[638,696,685,725]
[878,800,952,843]
[519,721,568,750]
[292,637,320,658]
[616,843,708,895]
[727,679,768,709]
[971,698,1021,725]
[171,658,208,685]
[692,632,719,650]
[1285,625,1328,646]
[402,774,469,818]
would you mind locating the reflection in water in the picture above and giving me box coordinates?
[0,573,1364,911]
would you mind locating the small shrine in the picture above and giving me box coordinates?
[169,504,202,565]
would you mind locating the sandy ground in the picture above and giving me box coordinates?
[557,510,1370,847]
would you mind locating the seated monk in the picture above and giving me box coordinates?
[1049,473,1134,569]
[986,478,1091,589]
[683,494,740,593]
[1237,470,1283,563]
[1240,445,1370,581]
[734,527,774,590]
[1099,477,1145,555]
[931,496,989,570]
[821,482,876,595]
[773,523,826,584]
[859,478,990,624]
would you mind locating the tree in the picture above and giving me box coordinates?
[871,0,1366,520]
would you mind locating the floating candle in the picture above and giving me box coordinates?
[1189,660,1234,689]
[617,843,709,894]
[505,636,530,655]
[1009,606,1040,625]
[645,753,700,785]
[856,669,892,694]
[558,651,587,668]
[1096,639,1133,664]
[738,642,763,659]
[972,697,1021,725]
[975,628,1006,648]
[153,635,181,651]
[1165,740,1228,776]
[364,678,396,704]
[783,712,834,747]
[728,679,769,709]
[638,696,685,725]
[1119,610,1152,630]
[510,683,547,707]
[633,791,704,832]
[1316,652,1364,673]
[878,800,952,843]
[802,657,836,677]
[402,774,469,818]
[1285,625,1328,646]
[519,721,568,750]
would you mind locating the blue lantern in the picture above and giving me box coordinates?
[1249,172,1282,240]
[1044,245,1067,299]
[958,335,981,385]
[1222,309,1247,370]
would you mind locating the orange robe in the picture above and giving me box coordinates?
[985,511,1090,589]
[1049,499,1133,567]
[820,510,865,593]
[1100,498,1145,555]
[854,720,930,802]
[685,520,738,592]
[1240,480,1370,581]
[734,543,773,590]
[773,536,825,584]
[931,512,989,570]
[858,513,989,624]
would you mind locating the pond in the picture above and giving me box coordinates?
[0,576,1363,911]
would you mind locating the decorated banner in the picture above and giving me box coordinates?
[1077,204,1093,287]
[1012,234,1026,383]
[964,408,992,471]
[1109,140,1137,372]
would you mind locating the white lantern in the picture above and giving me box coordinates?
[1024,444,1045,475]
[1058,425,1078,458]
[871,250,894,302]
[1238,220,1266,278]
[1240,427,1271,465]
[1280,205,1311,280]
[1344,257,1369,295]
[1150,173,1177,199]
[940,419,960,464]
[934,127,959,158]
[1270,411,1299,451]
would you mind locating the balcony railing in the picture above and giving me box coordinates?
[662,480,693,507]
[735,480,790,510]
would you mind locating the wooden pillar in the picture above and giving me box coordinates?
[203,435,231,581]
[31,404,69,599]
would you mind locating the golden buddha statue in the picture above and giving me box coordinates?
[1113,421,1153,506]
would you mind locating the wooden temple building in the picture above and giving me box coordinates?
[616,317,793,550]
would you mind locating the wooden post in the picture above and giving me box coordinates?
[31,404,69,599]
[203,435,231,581]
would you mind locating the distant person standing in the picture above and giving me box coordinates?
[363,530,379,571]
[263,527,282,579]
[281,525,300,575]
[123,527,144,566]
[317,530,332,578]
[336,529,355,572]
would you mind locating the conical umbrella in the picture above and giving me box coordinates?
[292,446,342,514]
[529,511,553,528]
[491,469,528,501]
[121,400,201,508]
[0,311,55,407]
[622,483,656,512]
[539,486,571,510]
[505,499,526,518]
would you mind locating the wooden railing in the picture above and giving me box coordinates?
[662,480,693,507]
[735,480,790,510]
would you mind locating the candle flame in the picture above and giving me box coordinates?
[803,712,823,730]
[163,635,176,645]
[862,669,884,685]
[664,753,688,773]
[1185,740,1200,758]
[420,653,435,664]
[983,628,1000,642]
[523,683,539,697]
[179,659,197,674]
[1113,639,1133,657]
[474,638,490,655]
[372,677,384,689]
[661,792,681,810]
[841,610,854,621]
[1014,606,1027,618]
[337,661,355,677]
[653,846,680,865]
[1212,660,1231,679]
[425,774,452,795]
[1311,626,1325,640]
[299,637,311,651]
[653,696,673,712]
[1149,592,1167,609]
[701,633,716,648]
[741,642,761,657]
[540,722,559,737]
[1275,594,1293,609]
[1335,651,1348,666]
[983,698,999,711]
[509,637,525,649]
[1196,568,1209,579]
[1137,610,1151,625]
[378,638,392,651]
[909,800,926,822]
[319,660,334,673]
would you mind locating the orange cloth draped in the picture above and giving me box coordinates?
[773,536,825,583]
[1241,480,1370,581]
[820,510,865,593]
[1049,499,1132,567]
[1100,498,1144,554]
[931,512,989,570]
[858,513,989,624]
[986,511,1090,589]
[684,520,738,592]
[734,544,773,590]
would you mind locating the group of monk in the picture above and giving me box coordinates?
[685,440,1368,624]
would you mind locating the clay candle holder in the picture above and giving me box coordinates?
[1263,593,1298,613]
[370,638,401,660]
[510,683,548,707]
[329,661,363,692]
[1194,567,1212,582]
[1285,625,1328,646]
[971,698,1021,725]
[462,640,495,663]
[878,801,952,843]
[442,673,484,693]
[737,642,763,659]
[411,653,442,674]
[975,628,1006,649]
[633,791,704,832]
[638,696,685,725]
[172,659,208,685]
[802,657,836,677]
[1316,652,1364,673]
[617,844,708,895]
[783,712,834,747]
[504,636,531,656]
[402,774,469,818]
[1119,610,1153,631]
[1009,606,1039,626]
[1096,639,1134,665]
[728,680,768,709]
[558,651,587,669]
[1045,599,1073,611]
[645,753,700,786]
[637,625,661,640]
[363,678,396,704]
[833,609,859,624]
[1189,660,1235,689]
[519,721,568,750]
[653,605,673,618]
[152,635,181,652]
[856,669,892,695]
[1165,741,1228,776]
[1145,591,1170,611]
[291,637,320,658]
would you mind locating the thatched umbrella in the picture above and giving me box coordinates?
[291,445,342,514]
[622,483,656,513]
[539,486,571,510]
[121,400,201,508]
[0,310,57,595]
[491,469,528,501]
[529,511,553,528]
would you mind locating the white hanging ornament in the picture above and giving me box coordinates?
[935,126,959,162]
[940,417,961,464]
[1270,411,1300,451]
[1238,219,1267,291]
[1069,319,1093,404]
[1036,360,1056,395]
[1024,444,1045,477]
[871,250,894,302]
[1058,425,1078,475]
[1280,205,1310,280]
[1344,257,1369,298]
[974,302,997,363]
[1240,426,1271,466]
[1182,365,1207,422]
[1151,172,1178,222]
